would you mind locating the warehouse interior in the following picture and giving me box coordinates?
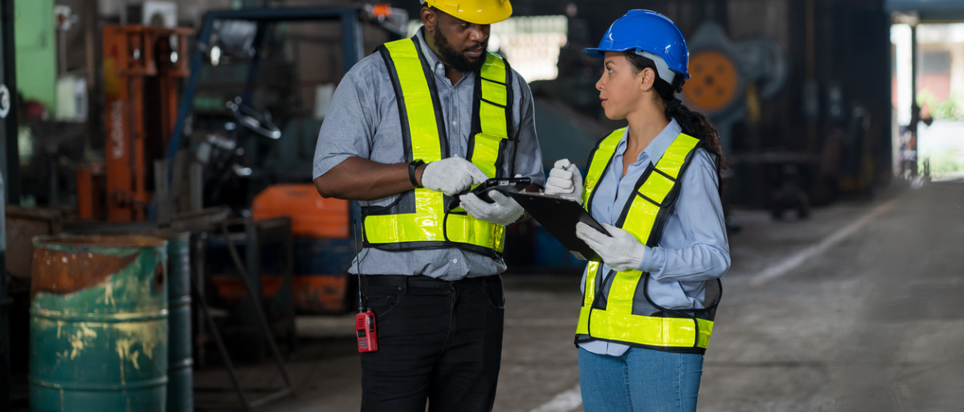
[1,0,963,410]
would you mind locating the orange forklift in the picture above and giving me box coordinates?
[77,25,192,222]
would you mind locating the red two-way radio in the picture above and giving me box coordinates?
[355,310,377,352]
[353,218,378,353]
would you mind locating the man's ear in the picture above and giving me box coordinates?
[420,7,436,31]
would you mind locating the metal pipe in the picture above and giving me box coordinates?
[203,7,360,22]
[805,0,817,152]
[341,8,364,74]
[166,18,215,174]
[190,274,251,410]
[221,223,293,388]
[911,24,918,109]
[240,22,268,107]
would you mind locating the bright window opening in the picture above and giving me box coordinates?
[408,16,568,82]
[893,22,964,180]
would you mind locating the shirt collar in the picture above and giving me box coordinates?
[415,27,443,72]
[617,118,683,165]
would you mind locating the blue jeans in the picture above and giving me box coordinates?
[578,347,703,412]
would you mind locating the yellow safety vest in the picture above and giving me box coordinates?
[575,128,722,354]
[362,38,514,257]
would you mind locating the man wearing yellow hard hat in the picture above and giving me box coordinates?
[312,0,543,410]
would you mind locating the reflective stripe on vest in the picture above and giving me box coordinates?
[362,38,511,254]
[575,128,720,353]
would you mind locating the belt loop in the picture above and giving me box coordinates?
[400,276,408,293]
[481,276,488,294]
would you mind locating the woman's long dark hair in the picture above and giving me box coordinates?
[626,53,726,187]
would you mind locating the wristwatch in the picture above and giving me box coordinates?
[409,159,426,188]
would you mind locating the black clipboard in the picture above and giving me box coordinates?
[508,192,611,261]
[448,177,532,210]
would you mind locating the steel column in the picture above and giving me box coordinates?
[341,8,364,74]
[1,0,18,204]
[0,0,17,407]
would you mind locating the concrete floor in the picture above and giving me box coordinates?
[193,179,964,411]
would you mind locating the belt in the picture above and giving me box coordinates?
[362,274,497,291]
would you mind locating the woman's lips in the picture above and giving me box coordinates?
[601,99,607,106]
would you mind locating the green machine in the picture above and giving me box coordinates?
[15,0,57,111]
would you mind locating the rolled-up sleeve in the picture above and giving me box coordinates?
[638,150,731,281]
[510,75,545,187]
[313,68,377,180]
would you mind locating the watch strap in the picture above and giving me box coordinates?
[409,160,425,188]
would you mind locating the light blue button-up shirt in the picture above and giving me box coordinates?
[313,28,544,280]
[579,119,730,357]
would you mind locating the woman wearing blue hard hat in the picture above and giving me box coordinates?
[544,10,730,412]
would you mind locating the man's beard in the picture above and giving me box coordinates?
[433,29,487,73]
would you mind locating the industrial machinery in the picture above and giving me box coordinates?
[166,6,405,193]
[163,6,404,319]
[681,21,816,218]
[77,25,192,222]
[682,21,790,154]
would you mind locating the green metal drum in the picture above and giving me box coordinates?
[29,235,168,412]
[154,232,192,412]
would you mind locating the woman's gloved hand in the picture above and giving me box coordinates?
[459,190,525,226]
[575,222,646,272]
[544,159,584,205]
[421,157,489,196]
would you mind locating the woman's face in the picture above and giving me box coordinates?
[596,52,648,120]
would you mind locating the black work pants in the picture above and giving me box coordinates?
[360,274,505,412]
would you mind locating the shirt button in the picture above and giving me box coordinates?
[452,121,457,126]
[452,258,459,264]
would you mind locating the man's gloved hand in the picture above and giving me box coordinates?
[544,159,584,205]
[421,157,489,196]
[459,190,524,226]
[575,222,646,272]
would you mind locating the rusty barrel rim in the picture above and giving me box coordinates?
[30,234,169,306]
[33,234,168,249]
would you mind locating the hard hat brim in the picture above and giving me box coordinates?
[583,47,626,59]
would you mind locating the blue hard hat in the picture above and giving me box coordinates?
[584,10,690,82]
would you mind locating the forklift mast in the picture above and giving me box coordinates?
[164,7,378,177]
[79,25,192,222]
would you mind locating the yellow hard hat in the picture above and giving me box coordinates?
[422,0,513,25]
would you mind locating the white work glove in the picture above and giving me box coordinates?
[459,190,524,226]
[543,159,584,205]
[575,222,646,272]
[421,157,489,196]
